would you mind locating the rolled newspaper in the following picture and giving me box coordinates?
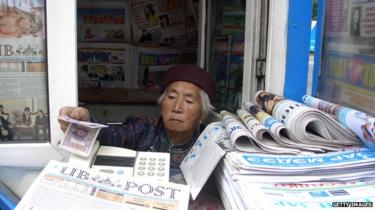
[303,95,375,150]
[237,108,301,154]
[254,91,360,150]
[220,110,258,152]
[244,102,330,153]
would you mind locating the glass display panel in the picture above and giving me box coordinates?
[207,0,245,112]
[0,0,48,142]
[319,0,375,115]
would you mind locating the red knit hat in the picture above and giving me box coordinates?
[160,64,215,101]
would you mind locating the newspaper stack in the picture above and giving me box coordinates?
[224,147,375,183]
[253,91,360,151]
[180,120,375,209]
[215,147,375,210]
[215,169,375,210]
[303,95,375,150]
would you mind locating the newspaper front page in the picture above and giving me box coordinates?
[16,160,190,210]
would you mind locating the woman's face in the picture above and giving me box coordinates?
[37,111,43,117]
[161,81,202,136]
[19,18,31,29]
[145,7,151,15]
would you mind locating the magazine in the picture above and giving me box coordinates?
[303,95,375,150]
[15,160,190,210]
[59,116,108,158]
[254,91,360,150]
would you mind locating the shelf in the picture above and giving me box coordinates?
[78,88,159,104]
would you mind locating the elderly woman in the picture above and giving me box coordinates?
[58,64,215,182]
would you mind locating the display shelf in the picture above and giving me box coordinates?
[78,88,159,104]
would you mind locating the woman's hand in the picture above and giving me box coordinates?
[58,106,90,132]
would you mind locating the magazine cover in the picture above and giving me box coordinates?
[131,0,198,47]
[135,47,197,89]
[77,1,131,43]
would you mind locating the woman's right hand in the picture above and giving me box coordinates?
[58,106,90,132]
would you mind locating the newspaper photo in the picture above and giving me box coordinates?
[15,160,190,210]
[59,116,108,158]
[180,122,228,200]
[303,95,375,150]
[254,91,360,150]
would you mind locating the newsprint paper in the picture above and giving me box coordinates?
[303,95,375,150]
[236,180,375,210]
[15,160,190,210]
[180,122,228,200]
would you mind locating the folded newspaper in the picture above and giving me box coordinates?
[180,122,228,200]
[254,91,360,150]
[16,160,190,210]
[224,147,375,183]
[59,116,108,158]
[220,110,257,152]
[216,147,375,210]
[225,177,375,210]
[303,95,375,150]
